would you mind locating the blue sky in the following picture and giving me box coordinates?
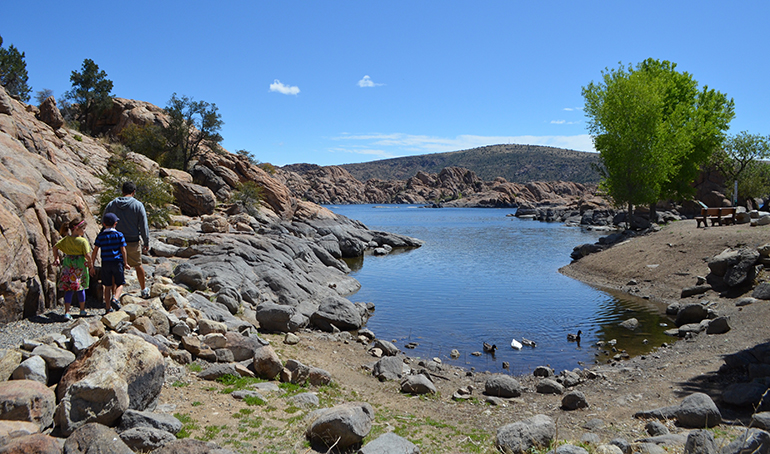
[2,1,767,166]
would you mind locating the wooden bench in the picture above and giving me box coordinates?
[695,207,736,227]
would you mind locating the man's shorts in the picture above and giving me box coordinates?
[126,242,142,268]
[101,261,125,287]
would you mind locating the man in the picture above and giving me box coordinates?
[104,181,151,298]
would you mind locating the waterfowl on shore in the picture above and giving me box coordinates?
[567,330,582,342]
[483,342,497,353]
[521,338,537,348]
[510,338,523,350]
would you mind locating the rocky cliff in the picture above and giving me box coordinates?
[0,87,421,324]
[277,163,604,209]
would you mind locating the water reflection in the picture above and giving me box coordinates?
[328,205,675,373]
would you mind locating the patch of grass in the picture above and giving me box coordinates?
[171,380,189,388]
[279,381,309,397]
[196,424,226,442]
[243,395,267,406]
[73,134,82,142]
[191,401,202,407]
[173,413,199,439]
[216,374,264,391]
[187,363,203,372]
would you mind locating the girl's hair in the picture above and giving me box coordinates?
[59,217,86,236]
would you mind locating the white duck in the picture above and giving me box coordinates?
[510,338,523,350]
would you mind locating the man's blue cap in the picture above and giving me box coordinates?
[103,212,119,226]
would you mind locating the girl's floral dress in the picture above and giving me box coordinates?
[55,235,91,291]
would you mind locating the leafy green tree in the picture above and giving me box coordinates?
[0,36,32,102]
[711,131,770,202]
[162,93,223,171]
[64,59,114,133]
[583,59,734,217]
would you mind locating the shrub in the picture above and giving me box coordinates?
[229,181,264,217]
[97,157,174,227]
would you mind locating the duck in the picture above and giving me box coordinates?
[483,342,497,354]
[567,330,582,342]
[510,338,523,350]
[521,338,537,348]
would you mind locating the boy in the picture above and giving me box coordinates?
[92,212,130,313]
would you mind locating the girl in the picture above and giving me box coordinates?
[52,217,93,319]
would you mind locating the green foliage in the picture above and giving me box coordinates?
[163,93,223,171]
[97,156,174,227]
[64,59,114,134]
[582,59,734,214]
[229,181,264,217]
[119,123,168,163]
[259,162,276,174]
[710,131,770,202]
[0,37,31,102]
[236,149,257,165]
[34,88,54,105]
[243,395,266,406]
[173,413,198,439]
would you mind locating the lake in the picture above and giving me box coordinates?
[326,204,674,375]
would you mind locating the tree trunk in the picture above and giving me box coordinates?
[649,203,657,223]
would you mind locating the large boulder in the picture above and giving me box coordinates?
[0,433,61,454]
[172,181,216,216]
[56,332,165,435]
[496,414,556,454]
[485,374,523,398]
[310,296,365,332]
[358,432,420,454]
[256,302,308,333]
[634,392,721,428]
[0,349,23,381]
[36,96,64,129]
[372,356,408,382]
[62,422,133,454]
[0,379,56,430]
[305,402,374,450]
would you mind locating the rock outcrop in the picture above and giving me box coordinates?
[277,164,604,210]
[0,85,421,324]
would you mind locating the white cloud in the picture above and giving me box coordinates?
[269,79,300,95]
[550,120,580,125]
[331,133,595,158]
[357,75,383,88]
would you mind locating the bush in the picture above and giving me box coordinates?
[97,157,174,227]
[229,181,263,217]
[119,123,167,163]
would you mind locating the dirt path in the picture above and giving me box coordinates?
[159,219,770,453]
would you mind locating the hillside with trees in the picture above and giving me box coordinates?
[335,144,602,183]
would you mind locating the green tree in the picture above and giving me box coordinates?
[583,59,734,218]
[34,88,54,105]
[711,131,770,202]
[0,36,32,102]
[162,93,223,171]
[64,59,114,133]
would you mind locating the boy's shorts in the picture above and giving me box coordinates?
[101,261,125,286]
[126,242,142,268]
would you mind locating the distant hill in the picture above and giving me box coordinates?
[336,144,602,183]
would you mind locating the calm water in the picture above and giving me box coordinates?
[327,204,674,375]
